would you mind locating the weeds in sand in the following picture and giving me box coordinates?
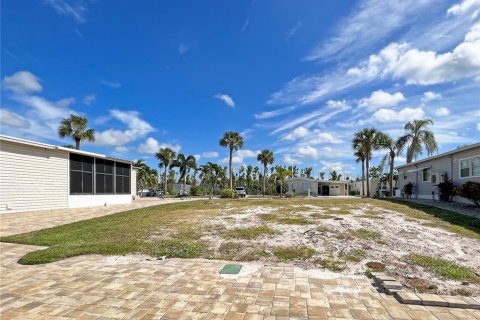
[273,246,315,261]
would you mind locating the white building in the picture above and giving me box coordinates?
[286,177,349,196]
[0,135,137,213]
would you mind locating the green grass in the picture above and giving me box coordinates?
[273,246,315,261]
[278,217,309,225]
[240,249,271,261]
[407,254,480,282]
[341,249,366,262]
[310,213,336,219]
[223,225,277,239]
[315,258,346,271]
[351,228,382,240]
[218,242,244,260]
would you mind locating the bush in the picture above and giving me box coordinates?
[403,182,414,198]
[285,191,294,198]
[458,181,480,206]
[190,185,203,196]
[220,188,235,198]
[437,174,457,202]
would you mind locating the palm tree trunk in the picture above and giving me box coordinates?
[389,152,395,197]
[163,164,167,199]
[229,148,233,189]
[366,157,370,197]
[184,173,187,195]
[75,139,80,150]
[361,159,365,197]
[280,180,283,197]
[263,165,266,196]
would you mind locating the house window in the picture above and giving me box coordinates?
[70,153,94,194]
[422,168,431,182]
[403,174,407,180]
[115,162,131,194]
[460,156,480,178]
[96,159,114,194]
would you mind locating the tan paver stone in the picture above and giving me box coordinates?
[396,292,422,305]
[416,294,449,307]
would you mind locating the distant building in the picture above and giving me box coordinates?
[396,142,480,203]
[286,177,349,196]
[0,135,137,213]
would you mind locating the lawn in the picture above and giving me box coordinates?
[2,197,480,295]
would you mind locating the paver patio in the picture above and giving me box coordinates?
[1,202,479,319]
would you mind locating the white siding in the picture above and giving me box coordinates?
[0,140,69,213]
[68,194,132,208]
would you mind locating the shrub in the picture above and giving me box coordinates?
[190,185,203,196]
[437,174,456,202]
[220,188,235,198]
[403,182,414,198]
[285,191,294,198]
[458,181,480,206]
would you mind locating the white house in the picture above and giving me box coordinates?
[396,142,480,203]
[0,135,137,213]
[286,177,349,196]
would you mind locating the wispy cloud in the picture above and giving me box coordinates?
[44,0,88,23]
[178,42,189,55]
[83,94,96,105]
[286,22,302,42]
[101,80,122,89]
[214,93,235,108]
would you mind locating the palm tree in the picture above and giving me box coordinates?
[257,149,274,196]
[273,166,293,197]
[352,128,382,197]
[353,149,367,196]
[156,148,176,197]
[58,114,95,149]
[398,119,438,163]
[172,153,197,194]
[199,162,221,199]
[219,131,244,189]
[377,133,405,197]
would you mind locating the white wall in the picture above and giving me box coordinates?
[69,194,132,208]
[0,140,69,213]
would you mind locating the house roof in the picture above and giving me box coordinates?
[286,177,348,184]
[0,134,133,164]
[396,142,480,170]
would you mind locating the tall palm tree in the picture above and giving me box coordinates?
[58,114,95,149]
[156,147,176,197]
[257,149,274,196]
[353,149,367,196]
[398,119,438,163]
[273,166,293,197]
[377,133,405,197]
[219,131,244,189]
[172,153,197,194]
[352,128,382,197]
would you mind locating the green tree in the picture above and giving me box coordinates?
[304,167,313,178]
[398,119,438,163]
[155,147,176,197]
[199,162,222,199]
[58,114,95,149]
[378,133,405,197]
[319,171,326,180]
[369,165,381,178]
[219,131,244,189]
[329,170,342,181]
[353,149,367,196]
[352,128,382,197]
[273,166,292,197]
[172,153,197,194]
[257,149,275,196]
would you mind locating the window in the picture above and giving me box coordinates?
[422,168,431,182]
[460,156,480,178]
[70,154,94,194]
[96,159,114,194]
[115,162,131,194]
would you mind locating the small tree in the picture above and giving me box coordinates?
[437,174,456,202]
[458,181,480,206]
[403,182,414,198]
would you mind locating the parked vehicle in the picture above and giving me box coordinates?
[235,187,247,198]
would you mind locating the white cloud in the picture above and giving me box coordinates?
[447,0,480,17]
[114,146,129,153]
[214,93,235,107]
[83,94,96,105]
[434,107,450,116]
[202,151,219,158]
[422,91,442,101]
[359,90,405,110]
[297,146,318,159]
[286,22,302,41]
[326,100,350,109]
[372,107,425,122]
[95,110,154,146]
[320,161,345,173]
[2,71,42,94]
[12,95,72,120]
[477,123,480,131]
[101,80,122,88]
[0,108,31,129]
[284,126,309,141]
[44,0,88,23]
[193,154,201,161]
[283,154,301,165]
[220,149,259,164]
[309,131,343,144]
[137,137,182,154]
[305,0,435,61]
[254,106,297,119]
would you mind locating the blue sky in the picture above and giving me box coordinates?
[1,0,479,178]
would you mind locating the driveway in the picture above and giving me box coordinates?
[1,200,479,319]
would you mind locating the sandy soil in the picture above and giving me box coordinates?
[202,202,480,296]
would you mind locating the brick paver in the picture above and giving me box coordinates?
[1,201,478,319]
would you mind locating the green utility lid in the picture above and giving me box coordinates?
[219,264,243,274]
